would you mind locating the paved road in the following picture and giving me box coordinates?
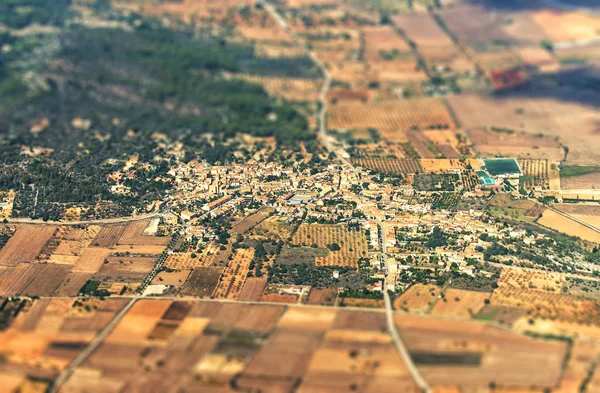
[260,6,427,385]
[259,0,358,171]
[377,219,432,393]
[545,203,600,234]
[384,291,432,393]
[48,297,139,393]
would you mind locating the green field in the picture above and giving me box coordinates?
[560,165,600,178]
[484,158,522,176]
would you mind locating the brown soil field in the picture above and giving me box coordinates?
[420,159,465,173]
[292,224,368,267]
[90,224,127,248]
[466,128,564,161]
[71,248,112,273]
[437,5,511,45]
[430,288,490,319]
[181,267,224,297]
[339,298,384,309]
[0,263,70,296]
[105,300,172,345]
[92,256,156,282]
[250,216,294,241]
[117,220,170,246]
[0,226,56,267]
[560,171,600,190]
[448,94,600,166]
[254,42,304,58]
[163,252,199,270]
[475,50,523,73]
[538,209,600,243]
[396,314,567,389]
[360,25,410,61]
[302,343,417,393]
[209,303,284,333]
[328,98,455,131]
[332,310,387,332]
[236,74,321,102]
[422,129,464,157]
[498,268,565,293]
[305,288,337,306]
[553,203,600,216]
[242,329,321,378]
[238,277,268,301]
[237,25,292,43]
[277,308,336,331]
[0,297,126,386]
[492,284,600,326]
[391,13,454,47]
[151,269,190,286]
[531,10,600,42]
[394,284,440,312]
[112,244,166,255]
[230,206,275,235]
[260,292,298,304]
[213,248,253,299]
[474,304,526,326]
[56,272,92,296]
[516,46,559,71]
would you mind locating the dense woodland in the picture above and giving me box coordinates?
[0,1,318,219]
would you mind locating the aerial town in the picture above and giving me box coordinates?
[0,0,599,392]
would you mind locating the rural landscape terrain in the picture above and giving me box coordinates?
[0,0,600,392]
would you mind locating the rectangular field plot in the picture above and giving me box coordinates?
[0,226,56,267]
[328,98,456,132]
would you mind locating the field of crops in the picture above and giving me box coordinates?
[519,159,549,189]
[292,224,368,267]
[352,157,422,174]
[328,98,456,131]
[213,248,254,299]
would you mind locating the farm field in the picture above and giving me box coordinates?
[328,98,456,132]
[394,284,440,313]
[466,128,564,161]
[0,226,56,267]
[0,294,582,393]
[396,314,567,390]
[213,248,254,299]
[430,288,489,319]
[180,266,224,297]
[0,223,168,297]
[537,209,600,243]
[448,93,600,166]
[352,157,423,174]
[0,297,127,392]
[230,206,275,235]
[238,277,268,301]
[250,215,294,240]
[292,224,368,267]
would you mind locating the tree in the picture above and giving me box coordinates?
[329,243,341,252]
